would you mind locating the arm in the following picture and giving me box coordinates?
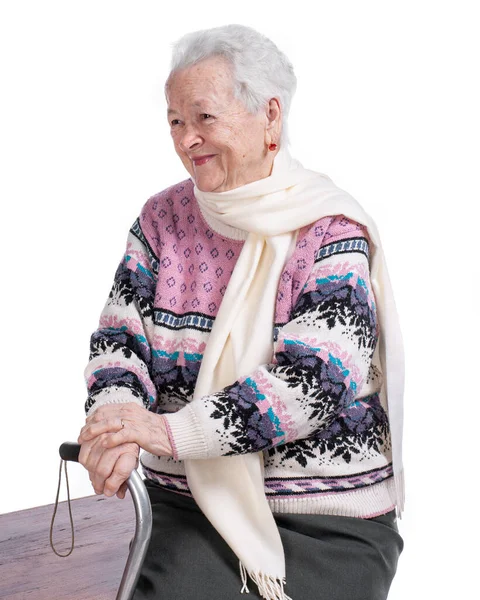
[80,216,172,497]
[164,227,378,460]
[84,218,158,415]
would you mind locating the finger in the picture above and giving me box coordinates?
[80,435,115,494]
[79,440,105,495]
[102,426,140,449]
[89,442,138,496]
[116,481,128,500]
[79,442,100,495]
[91,448,123,495]
[104,451,138,497]
[78,417,124,443]
[78,436,98,472]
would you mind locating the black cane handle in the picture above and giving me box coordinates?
[59,442,81,463]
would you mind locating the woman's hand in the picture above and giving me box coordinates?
[78,437,140,499]
[78,402,173,457]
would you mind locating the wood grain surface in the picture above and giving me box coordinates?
[0,494,135,600]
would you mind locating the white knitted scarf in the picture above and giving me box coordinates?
[187,149,405,600]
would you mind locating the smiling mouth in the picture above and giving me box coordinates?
[192,155,215,166]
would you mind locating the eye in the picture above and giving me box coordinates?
[201,114,213,120]
[170,119,181,126]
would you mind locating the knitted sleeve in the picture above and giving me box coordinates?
[84,219,158,415]
[164,221,379,460]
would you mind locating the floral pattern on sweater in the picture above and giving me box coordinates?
[190,245,382,460]
[84,179,394,517]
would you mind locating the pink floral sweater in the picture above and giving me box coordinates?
[85,179,395,518]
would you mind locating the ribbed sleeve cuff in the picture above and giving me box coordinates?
[86,386,144,416]
[163,405,210,460]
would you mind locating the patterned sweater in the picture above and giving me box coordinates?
[85,179,395,518]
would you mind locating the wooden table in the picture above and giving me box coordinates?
[0,494,135,600]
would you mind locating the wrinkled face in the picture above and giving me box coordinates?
[166,56,274,193]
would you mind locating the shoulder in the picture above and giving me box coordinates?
[296,214,370,260]
[129,178,194,260]
[322,214,369,243]
[140,178,194,222]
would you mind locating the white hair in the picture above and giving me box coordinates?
[167,24,297,145]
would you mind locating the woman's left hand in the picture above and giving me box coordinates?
[78,402,173,457]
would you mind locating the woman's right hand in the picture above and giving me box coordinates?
[79,435,140,499]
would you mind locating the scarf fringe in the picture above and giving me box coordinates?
[239,562,292,600]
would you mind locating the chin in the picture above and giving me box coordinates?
[195,176,226,193]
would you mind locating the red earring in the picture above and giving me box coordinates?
[268,143,277,151]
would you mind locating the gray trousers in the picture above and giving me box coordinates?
[133,480,403,600]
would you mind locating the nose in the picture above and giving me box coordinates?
[179,124,202,152]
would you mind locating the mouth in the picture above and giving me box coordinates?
[191,154,216,167]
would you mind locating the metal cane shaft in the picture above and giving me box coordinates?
[59,442,153,600]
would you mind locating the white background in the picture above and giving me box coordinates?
[1,1,478,598]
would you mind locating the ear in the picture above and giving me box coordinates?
[265,98,282,144]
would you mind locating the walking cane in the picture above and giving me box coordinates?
[58,442,153,600]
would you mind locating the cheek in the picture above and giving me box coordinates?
[171,135,186,159]
[171,131,182,149]
[174,146,193,173]
[219,128,250,158]
[232,133,264,163]
[232,119,265,157]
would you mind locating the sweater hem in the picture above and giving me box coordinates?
[140,457,397,519]
[268,477,396,518]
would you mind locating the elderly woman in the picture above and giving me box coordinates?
[78,24,404,600]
